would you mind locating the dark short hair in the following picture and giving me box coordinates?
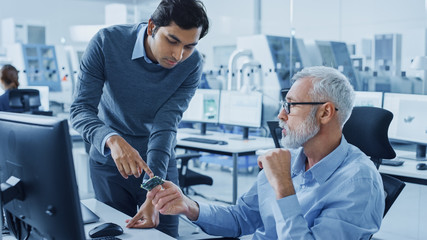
[151,0,209,39]
[0,64,19,89]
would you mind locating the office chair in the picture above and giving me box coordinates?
[8,89,53,116]
[342,106,396,169]
[266,106,406,219]
[343,106,405,218]
[267,121,282,148]
[176,153,213,194]
[8,89,41,113]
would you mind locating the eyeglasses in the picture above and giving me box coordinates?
[280,100,338,114]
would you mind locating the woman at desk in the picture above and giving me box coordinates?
[0,64,20,111]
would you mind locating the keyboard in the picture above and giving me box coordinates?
[181,137,221,144]
[90,237,122,240]
[381,159,404,166]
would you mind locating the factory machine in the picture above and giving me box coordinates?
[305,40,360,90]
[5,43,84,112]
[233,35,311,124]
[357,33,421,94]
[6,43,62,91]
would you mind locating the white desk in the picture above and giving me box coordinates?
[82,199,175,240]
[379,150,427,185]
[176,128,275,204]
[2,199,175,240]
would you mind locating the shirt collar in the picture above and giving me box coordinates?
[132,24,154,63]
[291,136,350,184]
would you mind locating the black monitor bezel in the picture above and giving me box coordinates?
[0,112,86,239]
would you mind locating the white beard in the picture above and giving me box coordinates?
[280,108,320,149]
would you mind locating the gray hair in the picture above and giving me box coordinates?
[291,66,355,127]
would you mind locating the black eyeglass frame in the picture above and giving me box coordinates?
[279,100,339,114]
[280,88,339,114]
[279,100,328,114]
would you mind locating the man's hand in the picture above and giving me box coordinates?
[126,197,159,228]
[106,135,154,179]
[148,181,200,221]
[257,149,295,199]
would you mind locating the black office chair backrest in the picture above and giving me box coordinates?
[267,120,282,148]
[176,153,213,194]
[343,107,404,218]
[343,106,396,168]
[8,89,41,113]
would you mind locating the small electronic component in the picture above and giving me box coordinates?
[140,176,164,191]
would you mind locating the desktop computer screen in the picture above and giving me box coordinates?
[182,89,220,124]
[354,91,383,108]
[383,93,427,160]
[219,90,263,139]
[0,112,86,239]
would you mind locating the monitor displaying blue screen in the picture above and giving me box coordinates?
[182,89,220,124]
[383,93,427,160]
[219,90,263,128]
[354,91,383,108]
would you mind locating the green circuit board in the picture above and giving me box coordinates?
[140,176,164,191]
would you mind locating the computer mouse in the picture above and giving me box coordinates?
[89,222,124,238]
[416,163,427,170]
[218,141,228,145]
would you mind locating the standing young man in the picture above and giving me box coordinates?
[70,0,209,237]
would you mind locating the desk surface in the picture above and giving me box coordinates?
[176,128,275,204]
[177,128,275,154]
[82,198,175,240]
[379,150,427,184]
[2,199,175,240]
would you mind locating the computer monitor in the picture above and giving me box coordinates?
[354,91,383,108]
[8,89,41,113]
[383,93,427,160]
[182,89,220,135]
[219,90,263,140]
[0,112,86,239]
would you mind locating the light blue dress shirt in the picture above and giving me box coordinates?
[194,136,385,239]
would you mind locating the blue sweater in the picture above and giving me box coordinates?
[70,24,202,180]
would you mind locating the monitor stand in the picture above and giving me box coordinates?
[230,127,256,141]
[400,144,427,161]
[189,123,212,136]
